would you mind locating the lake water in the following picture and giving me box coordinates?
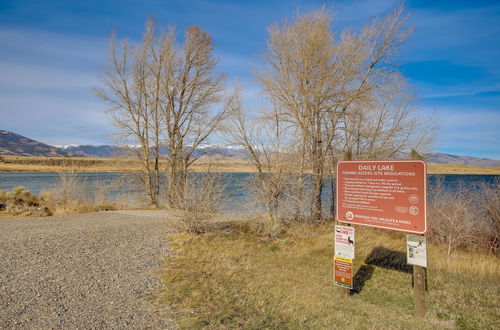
[0,172,497,212]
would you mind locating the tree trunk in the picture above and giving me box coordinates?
[294,144,306,220]
[310,133,324,222]
[329,176,336,218]
[167,157,179,208]
[311,175,323,221]
[311,153,323,222]
[153,151,160,206]
[167,154,187,209]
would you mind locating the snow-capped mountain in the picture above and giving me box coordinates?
[1,130,499,167]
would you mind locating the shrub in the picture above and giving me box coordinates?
[168,172,227,234]
[40,171,89,214]
[0,186,45,215]
[428,178,499,255]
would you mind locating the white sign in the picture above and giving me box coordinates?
[407,235,427,268]
[335,225,355,259]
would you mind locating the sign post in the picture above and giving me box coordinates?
[341,150,352,298]
[335,150,427,316]
[334,225,355,292]
[410,149,426,318]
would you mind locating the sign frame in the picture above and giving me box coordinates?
[336,160,427,234]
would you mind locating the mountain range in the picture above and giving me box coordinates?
[1,130,499,167]
[0,130,67,157]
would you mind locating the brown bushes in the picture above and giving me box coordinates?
[168,172,227,234]
[40,171,130,215]
[427,177,499,255]
[0,186,51,216]
[41,171,86,214]
[0,171,132,216]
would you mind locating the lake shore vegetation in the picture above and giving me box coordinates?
[0,171,146,217]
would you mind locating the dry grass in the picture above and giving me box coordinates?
[160,223,500,329]
[427,179,499,255]
[40,171,148,215]
[0,171,145,217]
[1,155,499,174]
[0,155,253,173]
[0,186,50,216]
[168,172,228,234]
[427,163,500,175]
[0,155,140,172]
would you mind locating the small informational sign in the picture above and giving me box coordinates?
[335,225,355,259]
[407,235,427,268]
[336,160,427,234]
[334,256,353,289]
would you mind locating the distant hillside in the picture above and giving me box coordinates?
[59,144,128,157]
[0,130,67,157]
[1,130,499,167]
[58,144,246,159]
[424,152,500,168]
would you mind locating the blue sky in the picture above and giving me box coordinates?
[0,0,499,159]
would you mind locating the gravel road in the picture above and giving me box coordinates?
[0,211,175,329]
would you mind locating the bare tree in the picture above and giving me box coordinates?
[338,78,437,159]
[224,87,299,229]
[257,6,431,221]
[159,25,226,208]
[96,18,225,208]
[95,19,163,206]
[258,9,335,221]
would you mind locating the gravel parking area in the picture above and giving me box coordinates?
[0,211,174,329]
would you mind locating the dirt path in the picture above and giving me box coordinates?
[0,211,174,329]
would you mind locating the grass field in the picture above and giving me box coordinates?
[1,155,499,174]
[160,223,500,329]
[0,155,251,173]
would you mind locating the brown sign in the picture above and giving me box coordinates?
[336,160,427,234]
[334,256,353,289]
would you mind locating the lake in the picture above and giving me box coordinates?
[0,172,498,213]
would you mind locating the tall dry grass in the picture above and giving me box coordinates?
[427,177,499,255]
[41,171,86,214]
[238,172,316,237]
[168,171,228,234]
[0,186,50,216]
[161,223,500,329]
[40,170,142,215]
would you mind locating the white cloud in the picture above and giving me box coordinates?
[0,62,97,90]
[0,27,107,63]
[428,108,500,158]
[0,28,112,144]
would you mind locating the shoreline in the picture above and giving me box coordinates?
[0,155,499,175]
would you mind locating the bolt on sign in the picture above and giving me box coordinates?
[334,256,353,289]
[336,160,427,234]
[335,225,355,259]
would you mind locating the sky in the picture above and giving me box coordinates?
[0,0,499,159]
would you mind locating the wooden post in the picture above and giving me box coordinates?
[344,149,352,162]
[410,149,426,317]
[342,149,352,298]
